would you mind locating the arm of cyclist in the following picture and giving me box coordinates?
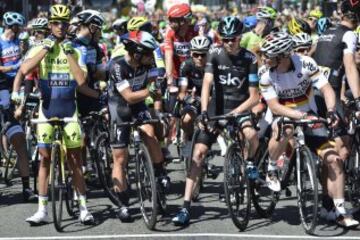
[0,65,15,73]
[200,72,213,112]
[165,50,175,86]
[20,49,48,75]
[344,53,360,99]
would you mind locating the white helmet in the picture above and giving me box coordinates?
[190,36,211,52]
[32,18,48,30]
[260,32,294,58]
[112,18,128,31]
[3,12,25,26]
[76,9,105,27]
[292,32,312,49]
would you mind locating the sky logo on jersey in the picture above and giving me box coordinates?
[219,73,245,89]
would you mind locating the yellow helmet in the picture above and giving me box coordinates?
[355,25,360,34]
[127,17,152,32]
[355,25,360,47]
[288,17,311,35]
[49,4,70,22]
[309,9,323,19]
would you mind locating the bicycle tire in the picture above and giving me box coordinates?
[252,141,279,218]
[4,145,16,186]
[224,143,251,231]
[50,142,64,232]
[93,132,119,206]
[65,175,77,217]
[136,143,158,230]
[345,140,360,208]
[297,146,318,234]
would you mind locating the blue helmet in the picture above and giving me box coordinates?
[244,15,257,29]
[316,17,332,35]
[218,16,243,38]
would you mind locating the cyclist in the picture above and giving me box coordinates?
[292,32,312,56]
[107,30,165,222]
[178,36,211,143]
[306,9,323,41]
[19,4,100,225]
[316,17,332,36]
[1,11,38,202]
[312,0,360,169]
[172,16,260,226]
[112,18,128,45]
[287,17,312,36]
[66,16,80,40]
[259,31,358,227]
[240,7,277,55]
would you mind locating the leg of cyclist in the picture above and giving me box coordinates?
[319,146,359,227]
[267,119,294,191]
[240,120,259,179]
[172,130,215,226]
[140,124,169,191]
[181,112,195,142]
[26,147,50,225]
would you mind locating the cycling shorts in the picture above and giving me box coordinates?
[0,89,23,140]
[36,103,82,149]
[109,103,152,149]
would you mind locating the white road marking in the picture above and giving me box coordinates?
[1,233,360,240]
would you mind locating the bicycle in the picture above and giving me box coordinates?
[116,118,163,230]
[31,117,78,232]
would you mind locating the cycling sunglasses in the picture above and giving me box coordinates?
[50,20,70,27]
[222,37,237,43]
[192,52,207,58]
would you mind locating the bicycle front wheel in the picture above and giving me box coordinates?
[50,143,64,232]
[136,143,158,230]
[297,146,318,234]
[224,143,251,231]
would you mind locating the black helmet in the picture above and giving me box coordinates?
[218,16,243,38]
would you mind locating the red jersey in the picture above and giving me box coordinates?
[162,27,197,79]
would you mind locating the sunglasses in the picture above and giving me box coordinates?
[222,37,237,43]
[295,47,310,53]
[192,52,207,58]
[34,30,48,34]
[50,21,69,27]
[169,18,187,24]
[307,17,317,21]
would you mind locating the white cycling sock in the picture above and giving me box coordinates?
[78,194,88,213]
[38,195,48,213]
[334,198,346,216]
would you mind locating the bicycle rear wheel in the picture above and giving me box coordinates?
[93,132,119,206]
[136,143,158,230]
[297,146,318,234]
[50,143,64,232]
[224,143,251,231]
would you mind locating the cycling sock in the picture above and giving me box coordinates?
[38,195,48,212]
[267,160,277,171]
[117,191,129,207]
[78,194,88,213]
[183,200,191,211]
[22,176,30,190]
[322,194,335,211]
[334,198,346,216]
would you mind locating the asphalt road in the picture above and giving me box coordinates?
[1,145,360,240]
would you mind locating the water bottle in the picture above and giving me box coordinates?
[246,161,259,180]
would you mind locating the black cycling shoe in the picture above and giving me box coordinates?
[23,188,38,202]
[117,207,133,223]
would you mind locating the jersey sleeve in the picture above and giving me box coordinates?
[342,31,357,55]
[240,32,250,49]
[204,48,218,74]
[109,61,129,93]
[74,47,88,73]
[303,56,328,89]
[259,67,277,101]
[246,52,259,87]
[178,61,189,86]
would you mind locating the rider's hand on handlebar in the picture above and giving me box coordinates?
[198,111,209,130]
[11,91,23,104]
[326,111,339,128]
[304,114,322,129]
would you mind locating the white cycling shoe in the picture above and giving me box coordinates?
[26,211,49,225]
[79,211,95,225]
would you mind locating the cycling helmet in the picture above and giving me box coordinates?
[340,0,360,19]
[218,16,243,38]
[244,15,257,29]
[127,17,152,33]
[256,7,277,20]
[19,32,30,41]
[49,4,71,22]
[288,17,311,35]
[309,9,323,19]
[316,17,332,35]
[3,12,25,26]
[355,25,360,47]
[190,36,211,52]
[121,30,158,54]
[32,18,48,30]
[260,32,294,58]
[292,32,312,49]
[70,16,80,26]
[112,18,128,31]
[167,3,192,19]
[76,10,104,27]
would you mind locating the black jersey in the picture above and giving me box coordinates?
[205,46,258,114]
[178,58,204,95]
[312,25,357,91]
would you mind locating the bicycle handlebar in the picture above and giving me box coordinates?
[31,117,78,125]
[117,118,160,127]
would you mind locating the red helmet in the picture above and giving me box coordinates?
[167,3,192,19]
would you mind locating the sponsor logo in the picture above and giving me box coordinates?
[219,73,245,88]
[302,61,316,72]
[46,58,68,65]
[218,65,230,70]
[48,73,70,87]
